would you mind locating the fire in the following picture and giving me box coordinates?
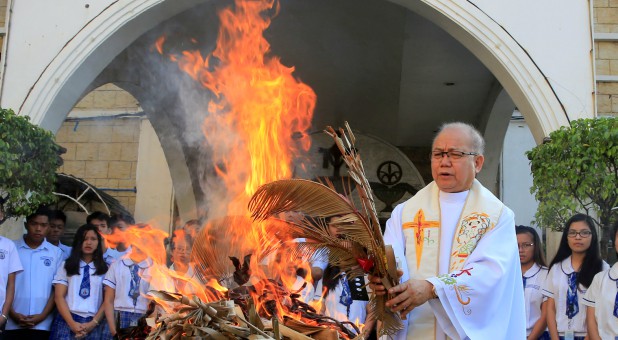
[152,0,364,337]
[158,0,316,216]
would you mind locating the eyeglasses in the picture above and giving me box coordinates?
[431,150,478,160]
[567,230,592,238]
[518,242,534,249]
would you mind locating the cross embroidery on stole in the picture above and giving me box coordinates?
[403,209,439,269]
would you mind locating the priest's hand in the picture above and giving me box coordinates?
[385,279,434,320]
[368,270,404,296]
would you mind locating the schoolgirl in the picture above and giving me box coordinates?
[317,216,374,337]
[582,221,618,339]
[103,225,167,337]
[517,225,549,340]
[50,224,108,339]
[543,214,608,340]
[168,229,198,294]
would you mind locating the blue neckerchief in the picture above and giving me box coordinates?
[128,264,141,307]
[562,262,579,319]
[339,275,353,318]
[609,270,618,318]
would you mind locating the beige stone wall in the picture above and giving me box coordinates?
[55,118,140,213]
[594,1,618,117]
[73,83,141,113]
[55,84,142,214]
[0,0,7,28]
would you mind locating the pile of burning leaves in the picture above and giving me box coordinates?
[120,279,363,340]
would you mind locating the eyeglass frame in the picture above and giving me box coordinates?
[517,242,534,249]
[430,150,479,160]
[566,230,592,238]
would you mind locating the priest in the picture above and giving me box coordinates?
[370,122,525,339]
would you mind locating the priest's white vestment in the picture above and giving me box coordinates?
[383,179,526,340]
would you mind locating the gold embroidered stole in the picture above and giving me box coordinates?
[400,179,503,338]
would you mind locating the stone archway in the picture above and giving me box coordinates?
[14,0,573,220]
[21,0,568,142]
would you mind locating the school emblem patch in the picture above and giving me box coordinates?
[44,258,52,266]
[0,250,6,259]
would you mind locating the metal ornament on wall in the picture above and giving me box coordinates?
[294,130,425,228]
[314,139,357,194]
[370,161,417,213]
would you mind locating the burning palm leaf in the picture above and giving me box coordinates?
[248,122,403,337]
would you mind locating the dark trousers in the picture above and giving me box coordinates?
[4,329,50,340]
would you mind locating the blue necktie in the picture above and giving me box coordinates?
[339,275,353,317]
[522,276,527,290]
[566,272,579,319]
[613,279,618,318]
[79,265,91,299]
[128,264,141,306]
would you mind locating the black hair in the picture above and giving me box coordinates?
[516,225,547,267]
[25,207,50,223]
[48,210,67,223]
[109,213,135,228]
[65,224,108,276]
[613,221,618,259]
[86,211,109,224]
[548,214,603,288]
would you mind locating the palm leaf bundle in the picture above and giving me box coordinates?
[248,122,403,337]
[191,216,283,289]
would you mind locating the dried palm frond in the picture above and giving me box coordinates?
[248,122,403,337]
[191,215,282,288]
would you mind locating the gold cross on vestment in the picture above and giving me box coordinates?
[403,209,439,269]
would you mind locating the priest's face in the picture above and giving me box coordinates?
[431,128,484,193]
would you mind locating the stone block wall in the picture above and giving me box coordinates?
[55,84,142,214]
[0,0,6,27]
[594,0,618,117]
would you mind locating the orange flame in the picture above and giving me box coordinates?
[151,0,367,336]
[159,0,316,215]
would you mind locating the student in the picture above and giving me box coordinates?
[102,226,165,336]
[168,230,197,294]
[106,214,134,261]
[47,210,71,261]
[87,212,111,236]
[0,225,23,336]
[543,214,608,340]
[319,217,373,336]
[87,212,118,266]
[517,226,550,340]
[582,221,618,339]
[6,209,63,340]
[50,224,108,339]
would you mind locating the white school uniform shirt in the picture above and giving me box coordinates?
[103,246,131,265]
[290,275,315,304]
[322,275,369,327]
[169,263,199,295]
[57,243,72,261]
[7,238,63,331]
[103,257,155,314]
[542,256,610,336]
[523,263,549,336]
[0,236,23,311]
[53,260,105,318]
[582,262,618,339]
